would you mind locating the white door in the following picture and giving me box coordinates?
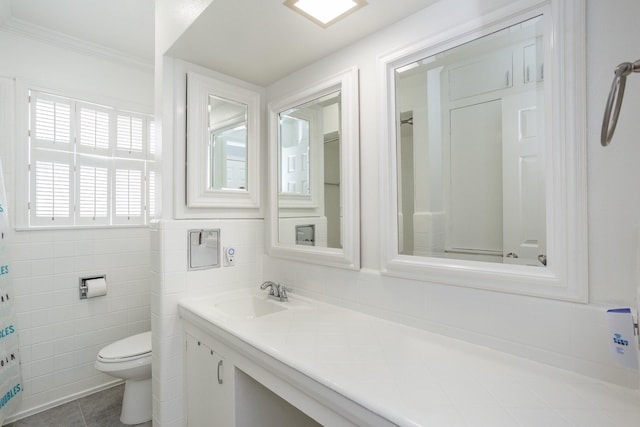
[501,90,546,266]
[448,100,503,257]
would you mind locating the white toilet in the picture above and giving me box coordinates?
[95,331,152,425]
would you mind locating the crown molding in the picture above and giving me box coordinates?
[0,17,153,72]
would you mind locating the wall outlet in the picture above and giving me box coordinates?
[224,247,235,267]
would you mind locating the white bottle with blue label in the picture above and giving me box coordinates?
[606,308,639,370]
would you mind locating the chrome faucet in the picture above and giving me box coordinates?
[259,281,290,302]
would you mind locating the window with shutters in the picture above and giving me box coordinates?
[25,90,156,228]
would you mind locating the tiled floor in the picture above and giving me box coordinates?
[3,385,151,427]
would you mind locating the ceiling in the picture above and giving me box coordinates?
[4,0,439,86]
[6,0,154,61]
[168,0,439,86]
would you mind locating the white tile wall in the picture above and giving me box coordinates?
[150,219,264,426]
[8,226,151,419]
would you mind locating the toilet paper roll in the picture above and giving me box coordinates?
[85,277,107,298]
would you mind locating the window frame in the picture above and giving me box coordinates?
[15,82,156,230]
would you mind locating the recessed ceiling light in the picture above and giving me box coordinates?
[284,0,367,28]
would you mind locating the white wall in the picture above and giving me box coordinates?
[151,1,640,425]
[264,0,640,389]
[150,219,264,426]
[151,55,265,427]
[0,27,154,419]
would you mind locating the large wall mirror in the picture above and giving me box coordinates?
[175,63,262,218]
[268,67,360,269]
[379,0,588,301]
[396,15,545,266]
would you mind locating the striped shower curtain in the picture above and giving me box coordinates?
[0,157,22,423]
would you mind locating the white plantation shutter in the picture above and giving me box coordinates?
[148,169,156,218]
[30,150,74,226]
[25,89,153,228]
[116,113,145,158]
[148,120,156,156]
[77,156,110,225]
[113,161,145,225]
[77,104,111,154]
[31,92,73,150]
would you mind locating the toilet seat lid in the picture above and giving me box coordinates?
[98,331,151,360]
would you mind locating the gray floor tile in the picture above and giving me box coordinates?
[79,385,150,427]
[2,385,151,427]
[79,385,124,427]
[13,401,85,427]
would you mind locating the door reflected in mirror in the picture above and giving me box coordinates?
[208,95,248,191]
[395,15,546,266]
[278,90,342,249]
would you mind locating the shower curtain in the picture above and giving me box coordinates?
[0,158,22,423]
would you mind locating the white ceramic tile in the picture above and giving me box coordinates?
[459,406,521,427]
[53,240,75,258]
[30,259,54,278]
[156,394,184,425]
[508,408,572,427]
[440,380,501,407]
[52,352,76,371]
[484,382,550,408]
[128,319,150,335]
[30,341,54,361]
[9,227,152,418]
[163,271,186,294]
[561,407,640,426]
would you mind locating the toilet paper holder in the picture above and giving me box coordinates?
[79,275,107,299]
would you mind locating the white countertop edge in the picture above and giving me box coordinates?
[177,288,640,427]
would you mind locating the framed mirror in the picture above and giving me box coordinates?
[396,15,546,266]
[268,67,360,269]
[207,95,248,191]
[179,67,261,216]
[379,0,588,301]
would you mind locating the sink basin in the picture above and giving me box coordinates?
[213,295,287,319]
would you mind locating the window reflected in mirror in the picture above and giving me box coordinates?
[395,15,546,267]
[277,90,342,249]
[207,94,248,191]
[279,114,310,195]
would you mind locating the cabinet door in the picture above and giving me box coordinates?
[185,333,234,426]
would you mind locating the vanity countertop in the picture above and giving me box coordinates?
[178,289,640,427]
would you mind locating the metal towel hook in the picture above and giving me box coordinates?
[601,59,640,146]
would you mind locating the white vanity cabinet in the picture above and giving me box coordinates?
[185,332,234,426]
[180,301,394,427]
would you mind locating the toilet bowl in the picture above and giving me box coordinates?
[95,331,152,425]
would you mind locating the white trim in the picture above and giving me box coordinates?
[378,0,588,302]
[173,60,265,219]
[185,71,260,209]
[15,81,155,229]
[0,18,152,72]
[14,79,28,229]
[267,66,361,270]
